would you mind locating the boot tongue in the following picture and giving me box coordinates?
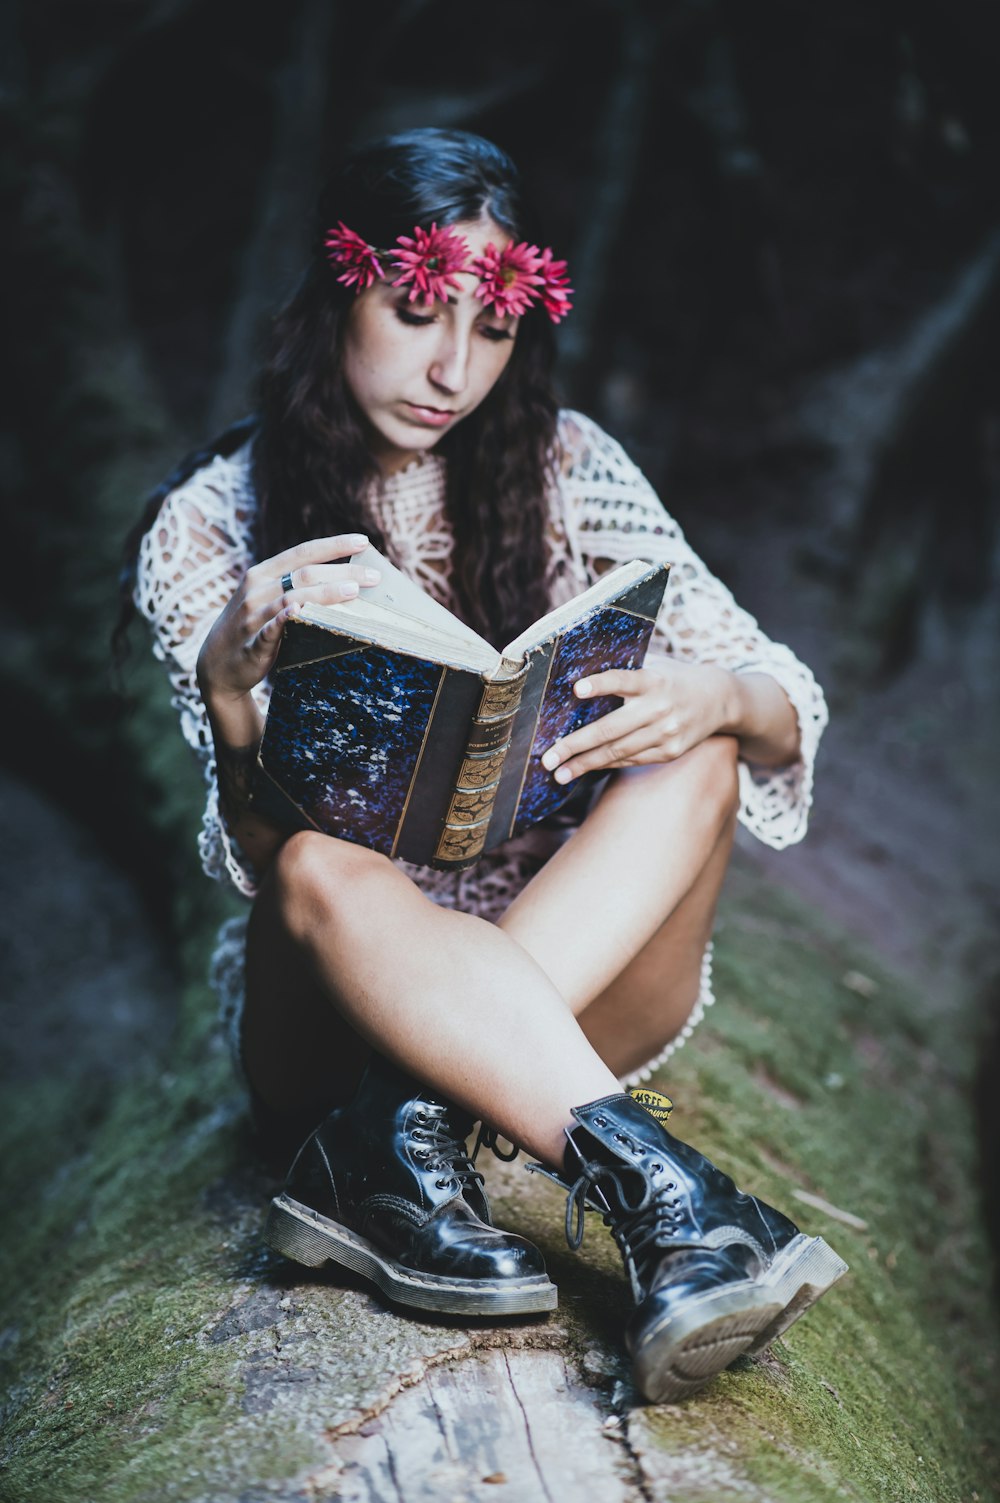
[628,1088,673,1126]
[561,1089,673,1185]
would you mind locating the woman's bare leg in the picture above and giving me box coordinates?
[247,738,845,1389]
[242,834,620,1168]
[243,735,739,1165]
[243,885,373,1125]
[576,808,735,1077]
[499,736,739,1075]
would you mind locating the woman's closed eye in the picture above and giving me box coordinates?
[393,304,515,341]
[395,305,436,328]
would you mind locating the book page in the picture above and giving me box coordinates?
[351,547,490,643]
[298,546,502,672]
[502,559,653,659]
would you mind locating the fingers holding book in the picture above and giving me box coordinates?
[197,533,381,707]
[540,663,735,783]
[275,558,383,609]
[267,533,378,609]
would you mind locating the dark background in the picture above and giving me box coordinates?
[2,0,998,1205]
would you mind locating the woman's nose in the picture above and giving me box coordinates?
[428,330,470,395]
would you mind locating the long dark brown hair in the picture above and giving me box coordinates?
[115,128,560,658]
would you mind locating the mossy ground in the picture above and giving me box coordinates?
[1,856,996,1503]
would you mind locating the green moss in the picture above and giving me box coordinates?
[0,967,466,1503]
[617,863,998,1503]
[1,1013,319,1502]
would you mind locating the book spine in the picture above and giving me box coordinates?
[432,663,530,868]
[481,640,557,852]
[391,664,485,866]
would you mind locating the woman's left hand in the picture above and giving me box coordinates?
[541,662,737,783]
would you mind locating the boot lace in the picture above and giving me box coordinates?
[471,1124,520,1165]
[565,1159,646,1249]
[607,1191,688,1288]
[410,1103,487,1194]
[565,1155,688,1293]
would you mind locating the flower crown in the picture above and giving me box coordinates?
[324,220,573,323]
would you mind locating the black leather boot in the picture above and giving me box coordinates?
[265,1055,557,1316]
[535,1090,847,1402]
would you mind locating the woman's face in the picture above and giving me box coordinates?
[341,217,520,474]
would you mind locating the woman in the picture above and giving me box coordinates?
[122,127,845,1404]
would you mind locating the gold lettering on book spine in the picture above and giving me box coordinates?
[433,665,529,866]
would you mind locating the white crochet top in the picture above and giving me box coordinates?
[136,407,826,886]
[135,411,826,1076]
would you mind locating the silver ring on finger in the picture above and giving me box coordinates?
[281,570,294,593]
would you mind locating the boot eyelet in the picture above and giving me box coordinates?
[650,1162,663,1173]
[594,1116,607,1127]
[666,1181,677,1192]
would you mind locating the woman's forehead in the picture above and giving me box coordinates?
[449,216,511,256]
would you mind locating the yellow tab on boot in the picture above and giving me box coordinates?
[629,1088,673,1124]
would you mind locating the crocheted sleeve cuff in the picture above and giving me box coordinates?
[729,651,826,850]
[132,455,262,897]
[559,411,828,851]
[642,556,829,851]
[199,764,261,898]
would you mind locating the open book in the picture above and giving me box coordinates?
[252,546,669,870]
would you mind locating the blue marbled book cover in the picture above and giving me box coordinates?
[511,605,656,837]
[261,645,446,857]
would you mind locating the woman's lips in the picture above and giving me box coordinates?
[404,403,456,428]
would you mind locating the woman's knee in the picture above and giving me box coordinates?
[691,734,741,821]
[269,831,389,942]
[638,735,740,827]
[686,738,741,840]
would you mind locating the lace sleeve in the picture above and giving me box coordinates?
[132,450,264,896]
[557,411,828,850]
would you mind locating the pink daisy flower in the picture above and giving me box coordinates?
[324,221,384,292]
[389,223,471,305]
[470,241,544,318]
[536,247,574,324]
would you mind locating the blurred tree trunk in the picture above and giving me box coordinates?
[210,0,339,431]
[798,230,1000,680]
[558,2,661,388]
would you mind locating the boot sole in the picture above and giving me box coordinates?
[265,1193,559,1316]
[631,1233,848,1404]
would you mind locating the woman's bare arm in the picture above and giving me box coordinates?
[200,686,286,873]
[196,531,378,875]
[719,669,801,768]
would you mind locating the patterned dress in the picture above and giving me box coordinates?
[134,411,827,1083]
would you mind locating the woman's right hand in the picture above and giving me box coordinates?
[196,532,378,706]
